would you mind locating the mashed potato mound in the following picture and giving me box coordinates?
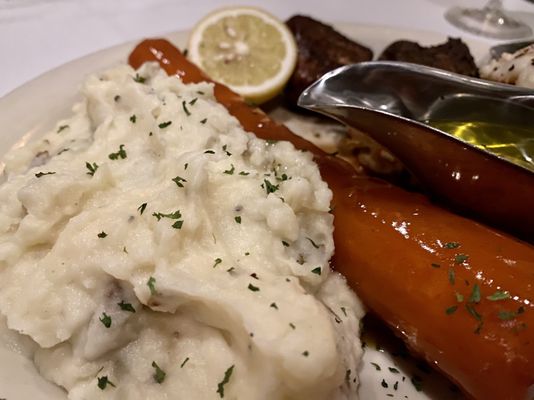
[0,63,364,399]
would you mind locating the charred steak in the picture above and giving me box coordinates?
[285,15,373,107]
[379,38,479,77]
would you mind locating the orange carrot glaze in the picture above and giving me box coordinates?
[129,39,534,400]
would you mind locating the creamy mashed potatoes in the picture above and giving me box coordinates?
[480,44,534,88]
[0,63,364,399]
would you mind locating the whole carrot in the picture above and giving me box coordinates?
[129,39,534,400]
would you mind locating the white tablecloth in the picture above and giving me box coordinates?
[1,0,534,97]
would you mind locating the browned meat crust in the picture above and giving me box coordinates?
[379,38,479,77]
[285,15,373,107]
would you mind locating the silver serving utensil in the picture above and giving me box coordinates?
[298,61,534,241]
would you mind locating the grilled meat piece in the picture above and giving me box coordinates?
[379,38,479,77]
[285,15,373,107]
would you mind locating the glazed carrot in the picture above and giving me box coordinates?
[129,39,534,400]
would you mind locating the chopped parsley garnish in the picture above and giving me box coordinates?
[498,307,524,321]
[172,175,187,187]
[189,98,198,106]
[302,350,309,357]
[307,237,320,249]
[234,216,241,224]
[158,121,172,129]
[248,283,259,292]
[289,322,296,329]
[152,361,166,384]
[224,164,235,175]
[184,163,189,170]
[182,100,191,116]
[200,118,208,124]
[108,144,127,160]
[138,202,147,215]
[444,242,460,249]
[86,162,98,176]
[180,357,190,368]
[117,300,135,313]
[227,267,235,273]
[381,379,388,388]
[133,73,146,83]
[172,220,183,229]
[129,114,137,123]
[114,95,121,102]
[445,305,458,315]
[213,258,222,268]
[431,263,441,268]
[97,376,116,390]
[282,241,289,247]
[311,267,322,275]
[455,292,464,302]
[99,312,112,328]
[394,381,399,390]
[57,125,69,133]
[204,150,215,154]
[276,173,289,182]
[270,302,278,309]
[35,171,55,178]
[263,179,279,194]
[97,231,107,238]
[239,171,250,176]
[216,365,234,398]
[448,268,455,285]
[389,367,400,374]
[469,283,481,303]
[411,376,423,391]
[152,210,183,229]
[197,90,204,95]
[454,254,469,264]
[341,307,347,317]
[370,362,381,371]
[222,144,232,156]
[465,304,482,321]
[147,276,157,295]
[487,290,510,301]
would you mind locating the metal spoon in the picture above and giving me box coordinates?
[298,61,534,241]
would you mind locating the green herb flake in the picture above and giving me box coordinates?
[114,95,121,102]
[302,350,309,357]
[381,379,388,388]
[152,361,166,384]
[222,144,232,156]
[180,357,190,368]
[147,276,156,295]
[282,240,289,247]
[172,220,184,229]
[224,164,235,175]
[189,98,198,106]
[389,367,400,374]
[133,73,146,83]
[234,216,241,224]
[307,237,321,249]
[431,263,441,268]
[248,283,260,292]
[486,290,510,301]
[200,118,208,124]
[129,114,137,123]
[239,171,250,176]
[213,258,222,268]
[455,292,464,303]
[117,300,135,313]
[86,162,99,176]
[99,312,112,328]
[370,362,381,371]
[444,242,460,249]
[341,306,347,317]
[448,268,455,285]
[289,322,296,329]
[263,179,279,194]
[466,304,482,321]
[469,283,481,303]
[454,254,469,264]
[445,305,458,315]
[204,150,215,154]
[182,100,191,116]
[394,381,399,390]
[97,231,107,238]
[216,365,234,398]
[108,144,127,160]
[97,376,116,390]
[35,171,56,178]
[57,125,69,133]
[197,90,204,95]
[138,203,147,215]
[311,267,322,276]
[498,310,520,321]
[270,302,278,310]
[276,173,289,182]
[172,175,187,187]
[158,121,172,129]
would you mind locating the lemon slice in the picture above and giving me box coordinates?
[187,7,297,104]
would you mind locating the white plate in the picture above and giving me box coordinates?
[0,24,485,400]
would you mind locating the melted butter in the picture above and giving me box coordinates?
[427,121,534,172]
